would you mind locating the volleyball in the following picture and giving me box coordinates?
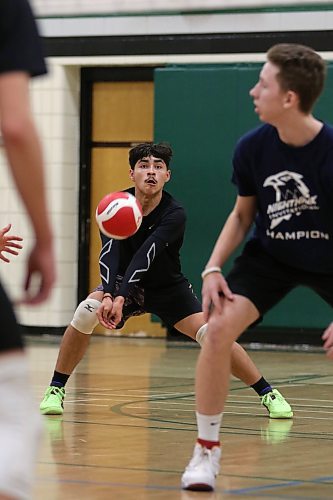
[95,191,143,239]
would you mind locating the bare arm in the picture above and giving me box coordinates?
[202,195,257,320]
[0,72,55,303]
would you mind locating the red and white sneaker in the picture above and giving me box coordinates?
[181,443,221,491]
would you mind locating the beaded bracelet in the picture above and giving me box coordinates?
[201,266,221,279]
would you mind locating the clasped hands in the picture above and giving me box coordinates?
[96,295,125,330]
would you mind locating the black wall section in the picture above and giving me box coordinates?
[43,31,333,58]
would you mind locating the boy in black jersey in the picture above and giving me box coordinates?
[40,143,291,422]
[182,43,333,491]
[0,0,56,497]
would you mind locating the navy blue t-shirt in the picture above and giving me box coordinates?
[232,123,333,274]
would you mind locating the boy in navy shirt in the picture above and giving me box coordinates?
[182,43,333,491]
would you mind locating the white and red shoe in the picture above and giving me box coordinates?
[181,443,221,491]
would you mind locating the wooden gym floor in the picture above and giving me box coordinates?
[28,335,333,499]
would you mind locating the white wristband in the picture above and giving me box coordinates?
[201,266,221,279]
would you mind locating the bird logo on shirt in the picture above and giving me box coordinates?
[264,170,318,229]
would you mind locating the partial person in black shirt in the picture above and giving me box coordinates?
[0,0,46,76]
[40,143,292,422]
[0,0,55,498]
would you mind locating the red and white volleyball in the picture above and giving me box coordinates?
[95,191,143,239]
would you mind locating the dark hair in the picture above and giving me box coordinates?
[267,43,326,113]
[129,142,173,169]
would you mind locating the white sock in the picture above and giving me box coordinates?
[196,411,223,442]
[0,353,42,500]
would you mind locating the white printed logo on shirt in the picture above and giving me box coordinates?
[264,170,319,230]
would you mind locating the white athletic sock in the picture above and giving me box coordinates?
[0,353,42,500]
[196,411,223,442]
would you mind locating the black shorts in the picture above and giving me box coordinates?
[226,240,333,318]
[95,278,202,328]
[0,281,24,351]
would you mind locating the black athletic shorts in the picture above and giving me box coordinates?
[226,239,333,319]
[95,277,202,328]
[0,281,24,351]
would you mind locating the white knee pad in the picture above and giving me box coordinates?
[196,323,207,346]
[71,298,101,334]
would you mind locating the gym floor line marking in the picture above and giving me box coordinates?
[224,474,333,495]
